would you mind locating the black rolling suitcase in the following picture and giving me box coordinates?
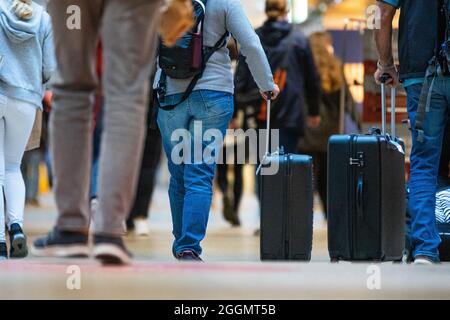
[328,75,406,261]
[437,184,450,261]
[259,94,314,261]
[440,238,450,261]
[439,224,450,261]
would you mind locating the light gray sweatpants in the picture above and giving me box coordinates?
[48,0,162,236]
[0,94,36,242]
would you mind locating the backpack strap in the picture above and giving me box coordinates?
[157,31,229,111]
[415,0,450,142]
[414,60,437,143]
[193,0,207,32]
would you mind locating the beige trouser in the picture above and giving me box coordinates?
[48,0,162,235]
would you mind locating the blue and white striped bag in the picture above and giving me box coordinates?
[436,186,450,261]
[436,187,450,224]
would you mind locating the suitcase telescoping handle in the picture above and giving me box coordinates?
[264,91,273,157]
[380,74,397,137]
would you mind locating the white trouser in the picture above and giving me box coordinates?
[0,93,36,242]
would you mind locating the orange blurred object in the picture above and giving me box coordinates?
[160,0,195,47]
[43,90,53,110]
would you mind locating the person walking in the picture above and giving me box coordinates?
[256,0,321,153]
[299,31,361,218]
[31,0,178,265]
[126,94,162,237]
[155,0,280,261]
[216,41,245,228]
[375,0,450,264]
[0,0,56,260]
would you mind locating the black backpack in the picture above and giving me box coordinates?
[156,0,229,110]
[414,0,450,140]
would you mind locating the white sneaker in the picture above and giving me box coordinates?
[414,255,434,265]
[133,218,150,237]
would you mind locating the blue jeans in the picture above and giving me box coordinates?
[406,78,450,261]
[157,90,234,256]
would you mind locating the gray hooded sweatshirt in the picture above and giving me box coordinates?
[0,0,56,109]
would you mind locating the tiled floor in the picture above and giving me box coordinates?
[1,187,449,300]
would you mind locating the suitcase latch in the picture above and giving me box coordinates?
[350,152,365,167]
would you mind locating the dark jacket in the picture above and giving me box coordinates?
[299,81,361,153]
[235,20,320,135]
[397,0,447,81]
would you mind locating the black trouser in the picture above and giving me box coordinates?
[217,163,244,214]
[299,150,328,218]
[217,142,244,215]
[127,127,162,229]
[278,128,300,154]
[313,151,328,218]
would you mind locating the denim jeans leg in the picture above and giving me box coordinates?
[407,80,448,260]
[405,84,421,260]
[173,90,233,255]
[157,94,190,257]
[168,161,186,256]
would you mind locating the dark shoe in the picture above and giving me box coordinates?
[223,196,234,222]
[31,228,89,258]
[26,199,40,207]
[8,224,28,258]
[176,250,203,262]
[223,196,241,227]
[229,214,241,227]
[93,235,132,265]
[0,242,7,260]
[125,219,135,233]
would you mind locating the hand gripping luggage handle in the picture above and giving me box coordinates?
[380,74,397,137]
[256,91,273,175]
